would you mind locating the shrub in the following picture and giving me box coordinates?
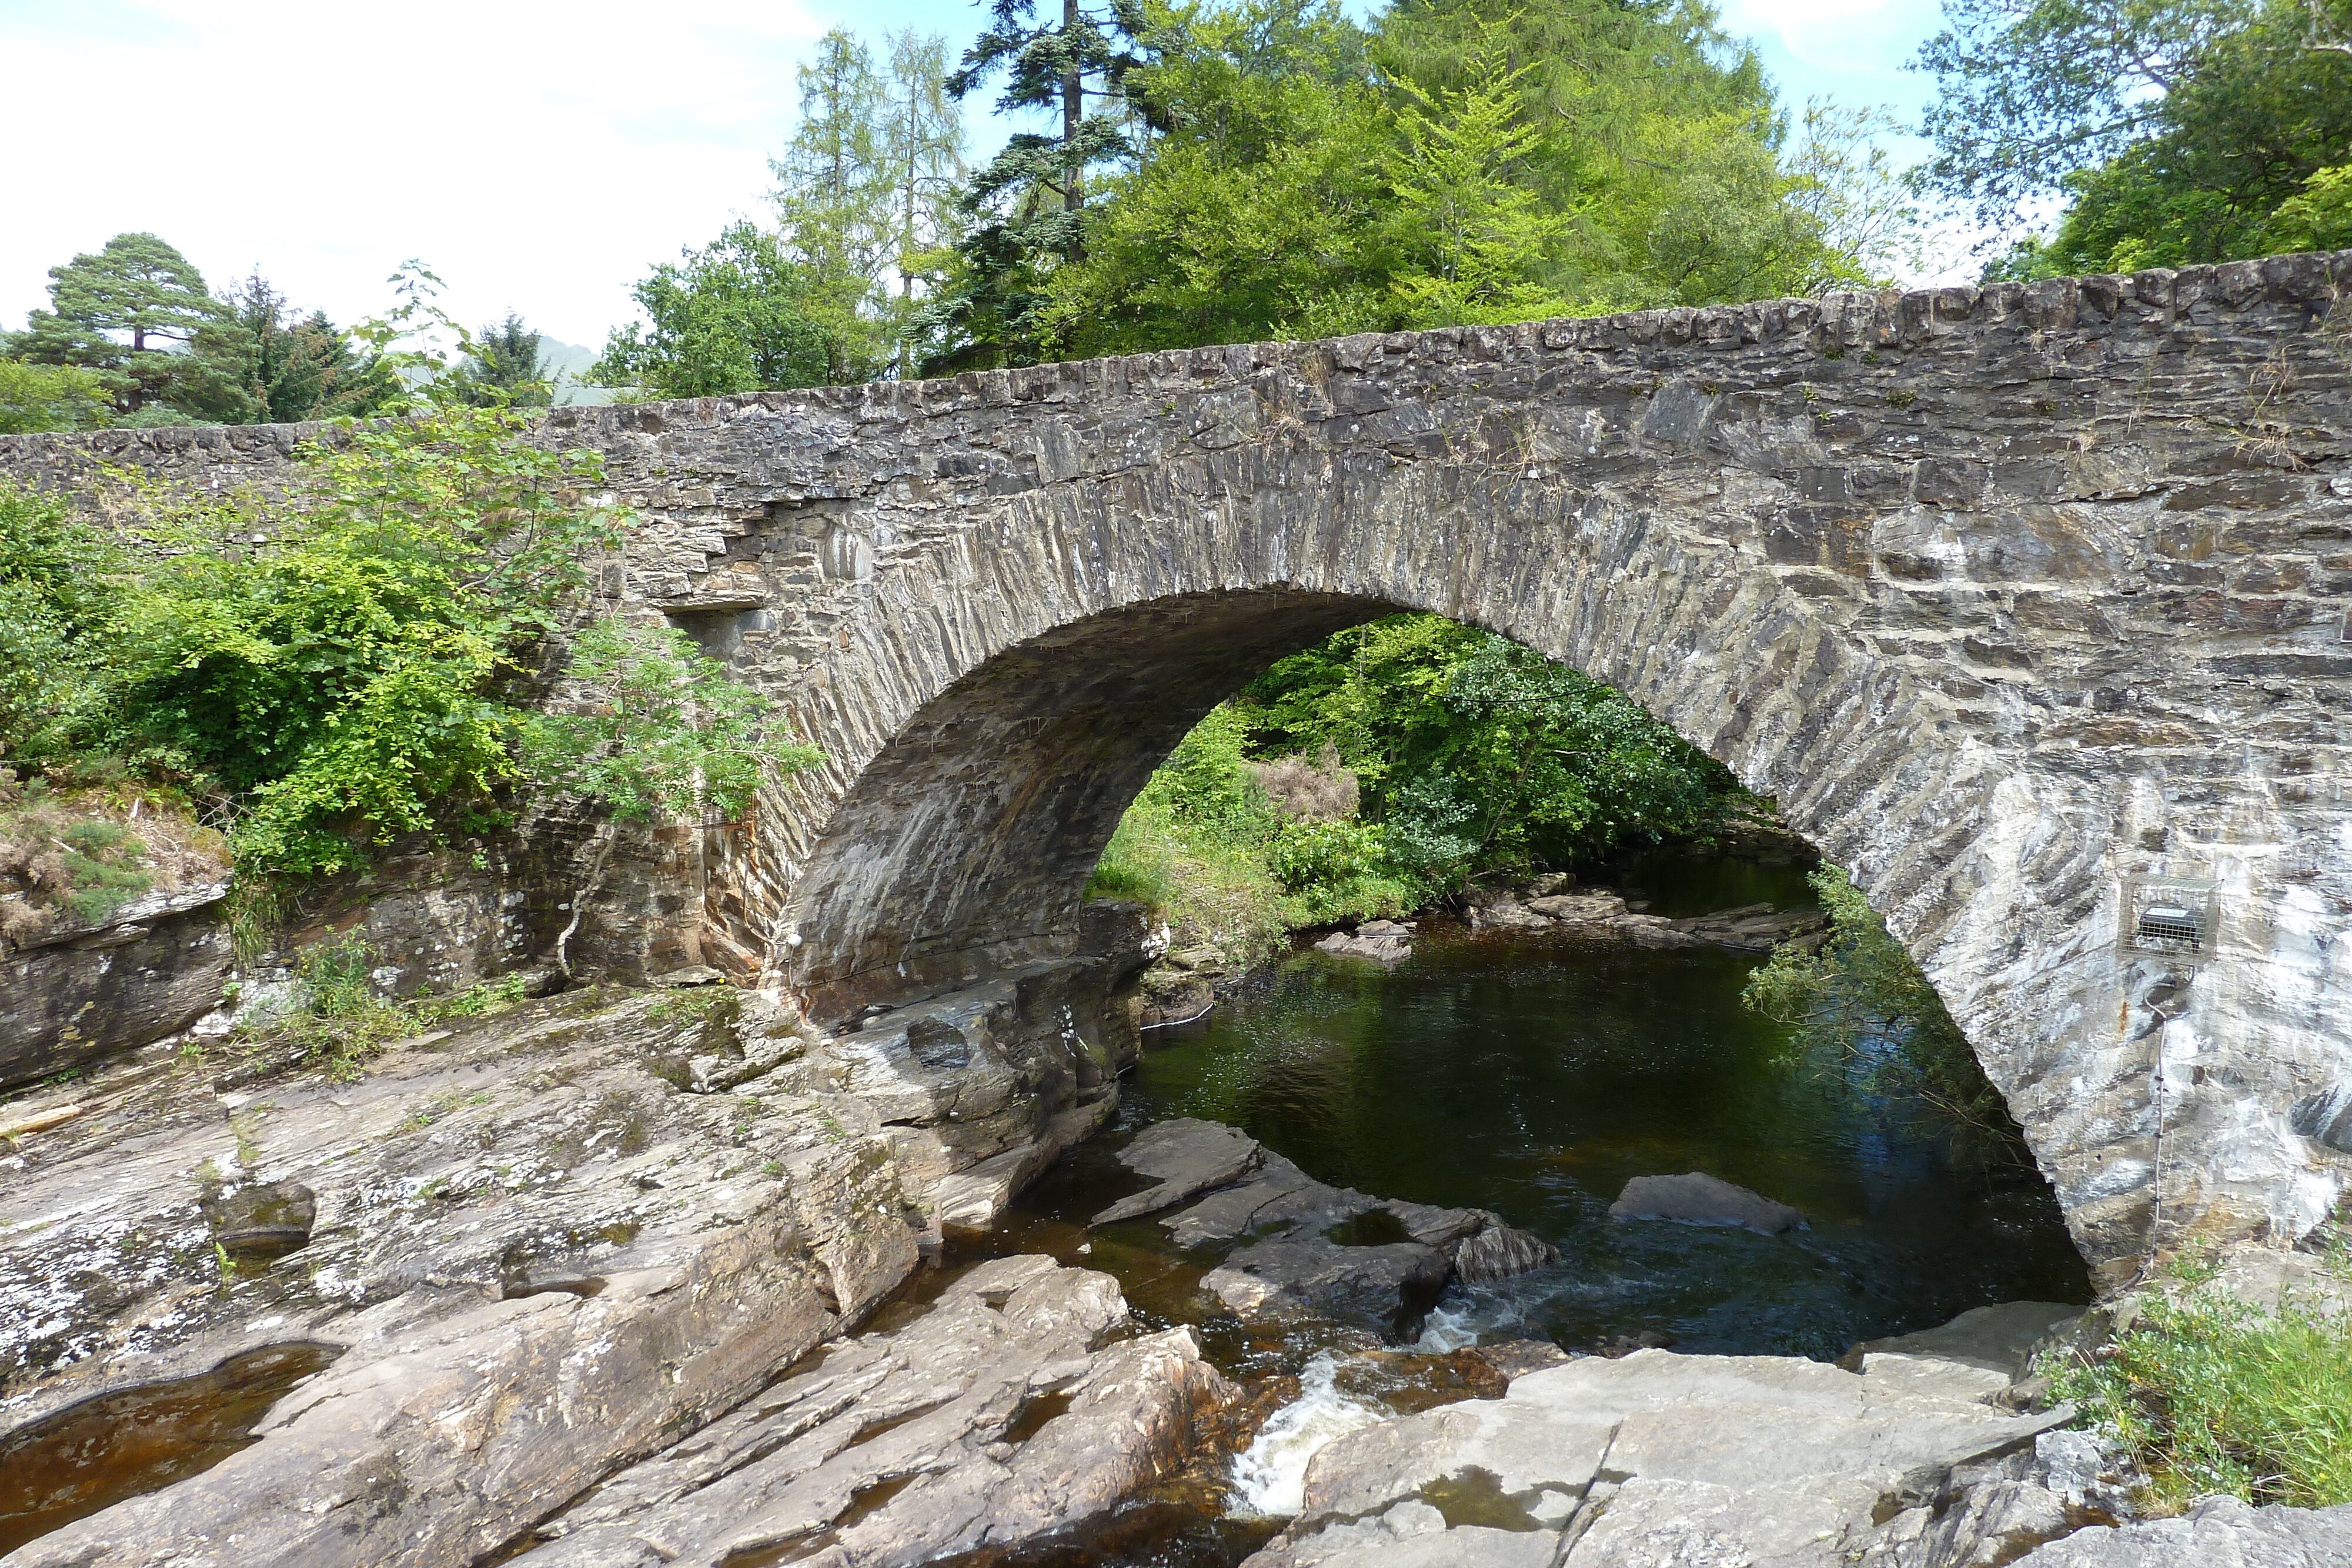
[11,404,820,880]
[2045,1271,2352,1511]
[1250,744,1359,821]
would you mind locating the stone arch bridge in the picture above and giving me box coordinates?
[7,250,2351,1276]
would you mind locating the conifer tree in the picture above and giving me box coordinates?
[6,233,229,416]
[926,0,1150,369]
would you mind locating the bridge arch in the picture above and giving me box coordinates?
[8,252,2348,1278]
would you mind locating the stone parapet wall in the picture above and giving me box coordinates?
[7,250,2352,1276]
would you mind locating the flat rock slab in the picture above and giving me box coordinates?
[1271,1345,2076,1568]
[1093,1116,1264,1225]
[1248,1500,1559,1568]
[1610,1171,1807,1235]
[1315,930,1411,964]
[1850,1299,2082,1378]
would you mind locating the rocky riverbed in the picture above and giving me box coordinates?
[3,901,2350,1566]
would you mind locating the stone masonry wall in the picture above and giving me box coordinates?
[6,250,2351,1279]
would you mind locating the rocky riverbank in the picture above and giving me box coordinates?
[0,908,1163,1566]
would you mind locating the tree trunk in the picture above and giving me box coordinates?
[1063,0,1084,260]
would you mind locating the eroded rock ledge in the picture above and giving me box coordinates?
[0,922,1156,1567]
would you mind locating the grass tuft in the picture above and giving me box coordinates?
[2044,1260,2352,1511]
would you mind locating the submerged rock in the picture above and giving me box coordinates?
[1609,1171,1808,1235]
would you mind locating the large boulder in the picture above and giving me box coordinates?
[503,1255,1239,1567]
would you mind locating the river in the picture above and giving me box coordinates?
[941,850,2092,1564]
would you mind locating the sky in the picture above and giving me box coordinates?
[0,0,1957,355]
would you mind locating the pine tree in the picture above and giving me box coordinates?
[926,0,1150,369]
[5,233,228,416]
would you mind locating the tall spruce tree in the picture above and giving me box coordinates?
[455,312,553,407]
[183,273,400,424]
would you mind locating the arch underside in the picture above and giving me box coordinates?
[780,590,1385,1014]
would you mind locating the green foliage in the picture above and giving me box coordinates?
[4,232,228,416]
[0,360,116,434]
[7,403,818,881]
[1020,0,1914,363]
[1040,1,1394,351]
[2044,1278,2352,1509]
[1089,614,1732,955]
[183,273,400,425]
[0,480,118,755]
[1381,19,1569,327]
[593,222,842,397]
[1743,865,2025,1161]
[1243,615,1730,885]
[1919,0,2352,271]
[79,403,619,873]
[521,620,824,824]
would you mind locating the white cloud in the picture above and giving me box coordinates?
[1,0,841,348]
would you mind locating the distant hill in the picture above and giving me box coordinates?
[536,336,617,407]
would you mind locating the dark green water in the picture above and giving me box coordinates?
[1124,857,2090,1360]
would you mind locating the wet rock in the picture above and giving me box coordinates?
[1140,968,1215,1029]
[1472,1339,1572,1381]
[1204,1233,1452,1339]
[1160,1150,1372,1248]
[1315,928,1412,963]
[1115,1129,1555,1334]
[505,1255,1238,1568]
[1453,1223,1561,1283]
[196,1181,317,1268]
[2009,1494,2352,1566]
[1094,1116,1264,1225]
[1610,1171,1808,1235]
[1468,901,1551,934]
[1526,892,1626,921]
